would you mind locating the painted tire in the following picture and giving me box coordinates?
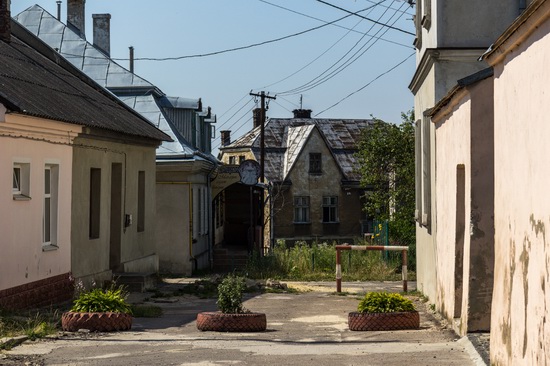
[348,311,419,331]
[61,312,132,332]
[196,312,267,332]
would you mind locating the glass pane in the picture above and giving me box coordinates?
[44,197,51,242]
[13,167,20,191]
[45,168,51,194]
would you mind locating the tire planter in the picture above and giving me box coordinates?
[196,312,267,332]
[348,311,419,331]
[61,312,133,332]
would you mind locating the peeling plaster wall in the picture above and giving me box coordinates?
[434,95,472,333]
[491,10,550,364]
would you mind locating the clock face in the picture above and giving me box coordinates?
[238,160,260,185]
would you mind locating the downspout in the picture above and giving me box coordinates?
[157,182,194,271]
[206,165,216,270]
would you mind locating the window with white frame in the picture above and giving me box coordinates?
[322,196,338,223]
[13,162,31,200]
[43,164,59,247]
[294,196,310,223]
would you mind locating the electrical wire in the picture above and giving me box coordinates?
[277,0,406,96]
[255,6,369,90]
[315,0,415,36]
[257,0,412,49]
[314,52,414,116]
[62,6,381,62]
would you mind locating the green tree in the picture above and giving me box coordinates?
[356,110,416,268]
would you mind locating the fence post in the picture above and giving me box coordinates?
[402,249,408,292]
[336,248,342,293]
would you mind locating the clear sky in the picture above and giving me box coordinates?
[12,0,416,151]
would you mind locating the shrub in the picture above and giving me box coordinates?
[71,284,132,314]
[357,291,415,313]
[216,275,246,314]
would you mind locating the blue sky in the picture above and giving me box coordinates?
[12,0,415,150]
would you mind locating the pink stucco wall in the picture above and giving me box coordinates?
[489,3,550,364]
[0,114,78,291]
[433,92,472,332]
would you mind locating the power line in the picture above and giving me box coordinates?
[315,52,414,116]
[258,0,412,49]
[315,0,415,36]
[63,6,379,62]
[277,1,406,96]
[256,3,372,90]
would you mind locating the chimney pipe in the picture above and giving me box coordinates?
[67,0,85,38]
[92,14,110,56]
[292,109,312,119]
[56,1,62,21]
[220,130,231,147]
[0,0,11,43]
[253,108,262,128]
[129,46,134,73]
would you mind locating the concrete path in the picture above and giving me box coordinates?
[1,280,485,366]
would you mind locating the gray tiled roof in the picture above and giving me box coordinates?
[223,118,373,182]
[0,21,170,142]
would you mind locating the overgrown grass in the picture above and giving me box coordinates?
[245,240,414,281]
[0,309,60,345]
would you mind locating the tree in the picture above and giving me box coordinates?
[356,110,415,268]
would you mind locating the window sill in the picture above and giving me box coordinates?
[293,222,311,225]
[322,221,340,225]
[42,244,59,252]
[308,172,322,176]
[13,194,31,201]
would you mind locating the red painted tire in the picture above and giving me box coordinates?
[196,312,267,332]
[348,311,419,331]
[61,312,132,332]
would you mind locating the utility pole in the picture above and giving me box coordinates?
[249,91,276,182]
[249,91,275,256]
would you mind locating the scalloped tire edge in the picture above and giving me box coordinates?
[196,312,267,332]
[61,312,133,332]
[348,311,419,331]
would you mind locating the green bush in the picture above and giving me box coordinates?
[71,284,132,314]
[216,275,246,314]
[357,291,415,313]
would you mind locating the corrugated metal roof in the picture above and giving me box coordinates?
[15,5,215,162]
[0,22,170,142]
[14,5,153,89]
[223,118,373,182]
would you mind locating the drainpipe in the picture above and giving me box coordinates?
[206,163,217,270]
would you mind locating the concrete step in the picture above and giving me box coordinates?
[113,272,157,293]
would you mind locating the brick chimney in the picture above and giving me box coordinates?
[220,131,231,147]
[67,0,85,38]
[0,0,11,43]
[92,13,110,56]
[253,108,262,128]
[292,109,312,119]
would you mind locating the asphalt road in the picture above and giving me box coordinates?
[1,280,484,366]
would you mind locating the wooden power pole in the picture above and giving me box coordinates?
[249,91,276,182]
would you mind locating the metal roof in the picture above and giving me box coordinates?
[15,5,216,163]
[222,118,373,182]
[0,21,170,142]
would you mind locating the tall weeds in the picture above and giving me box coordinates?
[246,240,407,281]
